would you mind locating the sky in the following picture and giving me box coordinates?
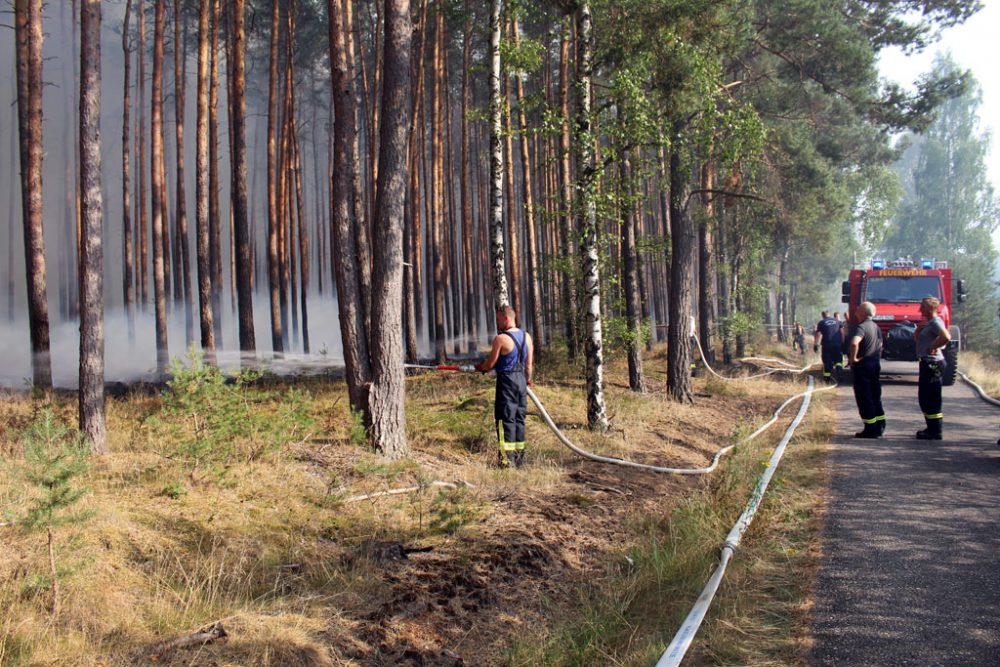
[877,0,1000,248]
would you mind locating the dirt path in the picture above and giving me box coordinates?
[809,363,1000,666]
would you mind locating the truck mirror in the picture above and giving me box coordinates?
[841,294,850,303]
[956,279,967,303]
[841,281,850,296]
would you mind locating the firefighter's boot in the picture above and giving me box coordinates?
[916,417,943,440]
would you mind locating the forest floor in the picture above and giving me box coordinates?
[0,340,834,666]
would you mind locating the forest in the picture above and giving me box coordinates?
[4,1,1000,665]
[2,0,998,450]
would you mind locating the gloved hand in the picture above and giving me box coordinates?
[813,344,819,353]
[527,378,533,387]
[474,362,488,373]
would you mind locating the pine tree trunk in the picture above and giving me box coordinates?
[79,0,106,452]
[667,122,694,402]
[460,7,477,353]
[698,160,716,363]
[344,0,372,338]
[407,0,428,337]
[138,1,150,308]
[558,19,577,358]
[503,78,521,317]
[368,0,411,459]
[574,2,608,431]
[511,15,543,346]
[208,0,223,344]
[122,0,136,344]
[230,0,256,356]
[620,138,645,393]
[194,0,216,359]
[266,0,284,355]
[329,0,373,417]
[431,8,446,362]
[173,0,193,344]
[487,0,509,310]
[151,0,170,376]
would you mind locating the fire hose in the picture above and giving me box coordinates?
[959,372,1000,408]
[403,351,833,666]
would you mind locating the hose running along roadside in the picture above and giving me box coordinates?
[406,351,830,476]
[655,375,817,667]
[959,372,1000,408]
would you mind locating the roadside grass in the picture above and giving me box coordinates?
[507,385,833,666]
[960,351,1000,399]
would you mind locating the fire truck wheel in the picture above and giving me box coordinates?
[942,344,958,387]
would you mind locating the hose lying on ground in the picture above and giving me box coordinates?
[959,372,1000,408]
[656,376,816,667]
[343,480,476,504]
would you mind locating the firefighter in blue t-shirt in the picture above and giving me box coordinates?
[814,311,844,381]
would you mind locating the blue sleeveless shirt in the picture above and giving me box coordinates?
[495,328,527,374]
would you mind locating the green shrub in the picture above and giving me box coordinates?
[148,348,315,483]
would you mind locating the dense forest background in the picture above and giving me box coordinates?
[1,0,997,454]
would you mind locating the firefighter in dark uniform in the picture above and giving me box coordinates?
[813,311,843,380]
[913,296,951,440]
[847,301,886,438]
[476,306,534,468]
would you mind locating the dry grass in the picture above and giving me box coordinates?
[0,343,830,666]
[960,351,1000,399]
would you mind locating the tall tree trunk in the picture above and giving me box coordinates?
[698,159,716,364]
[344,0,373,338]
[667,122,695,402]
[266,0,284,354]
[122,0,136,344]
[503,77,521,317]
[620,136,645,393]
[79,0,106,451]
[511,14,543,346]
[558,18,577,358]
[460,7,477,353]
[487,0,509,310]
[368,0,412,459]
[430,6,446,362]
[151,0,170,375]
[138,1,150,308]
[287,0,309,354]
[195,0,216,359]
[574,1,608,431]
[329,0,373,417]
[406,0,428,339]
[175,0,193,343]
[208,0,223,344]
[716,198,732,364]
[230,0,256,355]
[14,0,51,388]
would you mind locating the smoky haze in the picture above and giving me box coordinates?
[0,1,488,388]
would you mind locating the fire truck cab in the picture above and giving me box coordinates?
[842,258,967,385]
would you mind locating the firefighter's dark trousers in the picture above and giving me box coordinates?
[495,370,527,466]
[852,356,885,433]
[821,343,843,379]
[918,357,945,434]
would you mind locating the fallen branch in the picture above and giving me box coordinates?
[149,622,227,658]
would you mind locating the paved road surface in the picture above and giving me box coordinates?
[809,362,1000,666]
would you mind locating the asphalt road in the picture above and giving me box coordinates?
[809,361,1000,666]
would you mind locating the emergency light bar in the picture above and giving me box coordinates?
[871,259,885,269]
[920,259,934,269]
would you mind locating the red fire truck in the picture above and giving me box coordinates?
[841,258,967,385]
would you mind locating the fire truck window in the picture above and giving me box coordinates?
[864,276,941,303]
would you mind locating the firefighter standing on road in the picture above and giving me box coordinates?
[914,297,951,440]
[814,311,843,380]
[847,302,886,438]
[476,306,534,468]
